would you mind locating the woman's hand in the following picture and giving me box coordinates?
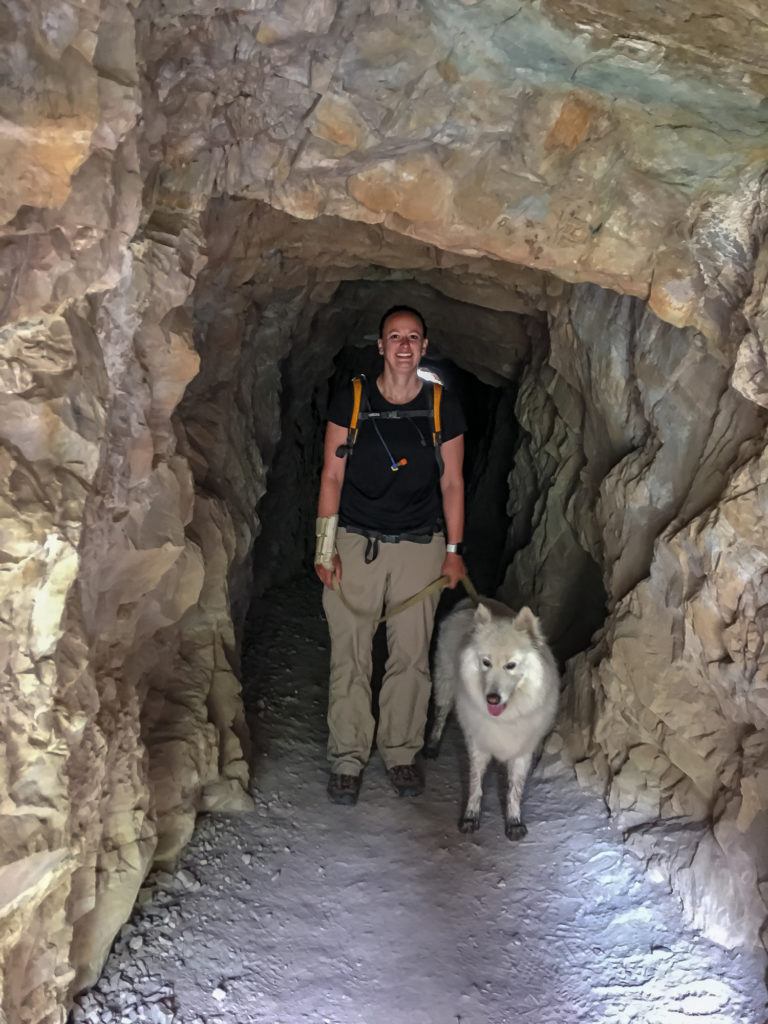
[315,553,342,589]
[441,551,466,589]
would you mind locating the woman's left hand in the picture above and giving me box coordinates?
[441,552,466,589]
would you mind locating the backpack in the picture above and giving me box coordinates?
[334,374,445,474]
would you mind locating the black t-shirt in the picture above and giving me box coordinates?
[328,378,466,534]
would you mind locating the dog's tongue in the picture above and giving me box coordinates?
[487,702,506,717]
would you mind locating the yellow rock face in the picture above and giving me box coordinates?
[0,117,95,223]
[349,151,453,225]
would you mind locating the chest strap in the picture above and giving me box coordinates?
[335,376,444,474]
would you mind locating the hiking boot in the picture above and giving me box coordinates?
[389,762,424,797]
[327,772,361,805]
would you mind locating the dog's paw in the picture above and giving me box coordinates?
[459,813,481,833]
[505,818,527,841]
[422,740,440,760]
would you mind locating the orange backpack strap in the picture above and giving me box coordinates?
[349,376,363,441]
[432,381,443,446]
[431,382,444,475]
[335,376,365,458]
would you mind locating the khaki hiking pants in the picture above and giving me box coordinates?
[322,527,446,776]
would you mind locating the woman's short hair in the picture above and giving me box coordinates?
[378,305,427,339]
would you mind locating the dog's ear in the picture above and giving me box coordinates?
[514,606,546,644]
[474,602,492,625]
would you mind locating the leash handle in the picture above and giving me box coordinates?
[460,574,480,605]
[331,573,480,623]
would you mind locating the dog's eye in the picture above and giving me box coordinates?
[505,661,517,671]
[481,656,492,669]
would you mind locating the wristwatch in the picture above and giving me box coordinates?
[446,542,464,555]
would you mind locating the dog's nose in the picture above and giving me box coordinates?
[486,693,501,705]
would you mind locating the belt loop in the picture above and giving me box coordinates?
[364,536,379,564]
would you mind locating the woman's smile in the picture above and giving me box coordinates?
[379,312,427,379]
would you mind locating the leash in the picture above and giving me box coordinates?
[332,573,480,624]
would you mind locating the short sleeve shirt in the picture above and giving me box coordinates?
[328,378,466,534]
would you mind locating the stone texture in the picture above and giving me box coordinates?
[140,0,768,340]
[1,0,768,1021]
[733,238,768,409]
[501,284,767,948]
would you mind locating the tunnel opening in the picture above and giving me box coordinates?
[243,280,610,679]
[163,196,768,968]
[113,195,758,959]
[201,219,615,667]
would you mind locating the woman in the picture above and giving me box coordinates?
[315,304,467,805]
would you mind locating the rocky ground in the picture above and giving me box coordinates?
[69,576,768,1024]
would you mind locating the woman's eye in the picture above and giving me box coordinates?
[505,661,517,671]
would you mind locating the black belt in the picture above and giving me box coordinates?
[342,525,439,564]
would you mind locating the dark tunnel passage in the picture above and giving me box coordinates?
[177,198,633,670]
[245,282,609,670]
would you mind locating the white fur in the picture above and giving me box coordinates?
[426,597,560,839]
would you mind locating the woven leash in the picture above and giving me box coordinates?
[332,573,480,624]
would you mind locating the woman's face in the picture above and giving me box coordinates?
[378,312,428,373]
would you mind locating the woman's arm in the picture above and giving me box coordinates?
[316,422,349,587]
[439,434,466,588]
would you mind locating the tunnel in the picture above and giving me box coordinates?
[2,2,768,1022]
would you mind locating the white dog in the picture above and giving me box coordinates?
[425,597,559,839]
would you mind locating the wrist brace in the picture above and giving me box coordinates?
[315,515,338,570]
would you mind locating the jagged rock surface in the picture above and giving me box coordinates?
[1,2,767,1022]
[501,284,768,947]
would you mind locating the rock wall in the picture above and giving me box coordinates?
[0,7,252,1021]
[499,283,768,946]
[1,1,768,1021]
[0,198,254,1021]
